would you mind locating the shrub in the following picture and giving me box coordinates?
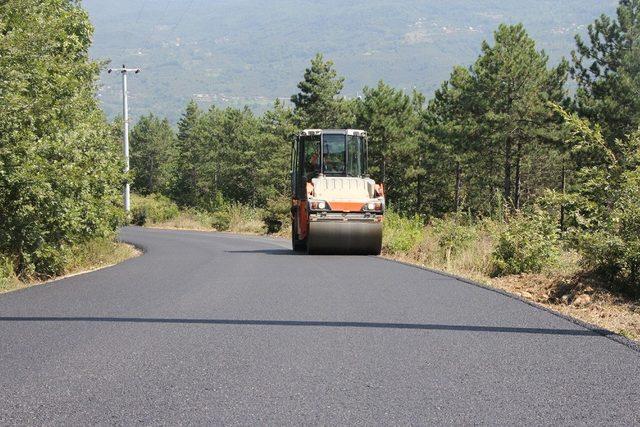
[383,210,424,254]
[0,256,19,292]
[262,197,291,234]
[492,211,560,276]
[432,215,477,264]
[130,194,180,226]
[210,202,265,234]
[211,209,232,231]
[577,169,640,295]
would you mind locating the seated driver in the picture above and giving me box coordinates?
[306,152,320,181]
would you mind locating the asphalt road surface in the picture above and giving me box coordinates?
[1,227,639,425]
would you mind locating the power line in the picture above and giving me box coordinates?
[171,0,196,32]
[138,0,173,50]
[134,0,147,24]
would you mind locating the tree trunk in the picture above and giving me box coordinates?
[148,157,154,194]
[514,140,522,211]
[503,136,512,207]
[416,154,423,214]
[382,153,388,205]
[560,163,566,231]
[455,161,462,212]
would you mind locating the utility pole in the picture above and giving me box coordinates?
[108,65,140,213]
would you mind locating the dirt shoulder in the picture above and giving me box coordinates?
[385,253,640,342]
[490,273,640,341]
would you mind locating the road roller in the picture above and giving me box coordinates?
[290,129,385,254]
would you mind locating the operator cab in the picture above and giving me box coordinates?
[292,129,369,199]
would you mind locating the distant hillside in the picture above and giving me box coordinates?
[84,0,618,122]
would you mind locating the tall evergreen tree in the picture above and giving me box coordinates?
[356,81,420,211]
[427,24,568,214]
[571,0,640,144]
[169,100,205,207]
[130,114,175,195]
[213,107,262,206]
[473,24,568,210]
[291,53,351,128]
[259,99,298,200]
[423,66,477,216]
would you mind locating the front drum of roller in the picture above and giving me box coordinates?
[306,221,382,255]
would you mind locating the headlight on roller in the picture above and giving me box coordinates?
[362,201,383,212]
[310,200,330,211]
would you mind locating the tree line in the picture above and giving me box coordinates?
[131,0,639,219]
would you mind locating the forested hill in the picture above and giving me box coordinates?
[85,0,617,122]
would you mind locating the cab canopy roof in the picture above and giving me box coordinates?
[299,129,367,137]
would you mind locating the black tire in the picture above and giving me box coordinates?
[292,219,307,252]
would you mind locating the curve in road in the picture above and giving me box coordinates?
[0,227,638,424]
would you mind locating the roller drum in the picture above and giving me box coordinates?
[307,221,382,255]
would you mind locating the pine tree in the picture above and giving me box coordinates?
[169,100,204,206]
[473,24,568,209]
[425,24,568,215]
[423,66,476,216]
[291,53,351,128]
[356,81,420,211]
[259,99,298,200]
[130,114,175,195]
[213,107,262,206]
[571,0,640,144]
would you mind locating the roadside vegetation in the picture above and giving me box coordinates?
[0,238,139,294]
[382,212,640,340]
[0,1,137,290]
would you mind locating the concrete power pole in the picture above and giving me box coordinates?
[108,65,141,213]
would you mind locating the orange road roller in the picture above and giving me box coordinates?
[291,129,385,255]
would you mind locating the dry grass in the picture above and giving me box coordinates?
[226,204,266,234]
[150,211,214,231]
[145,210,266,235]
[0,239,140,295]
[64,238,140,275]
[415,229,494,280]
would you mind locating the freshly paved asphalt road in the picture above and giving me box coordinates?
[1,227,639,425]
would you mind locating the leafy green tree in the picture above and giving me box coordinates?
[571,0,640,144]
[291,53,352,128]
[0,0,123,277]
[130,114,175,195]
[554,107,640,293]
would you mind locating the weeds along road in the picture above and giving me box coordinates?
[0,226,638,424]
